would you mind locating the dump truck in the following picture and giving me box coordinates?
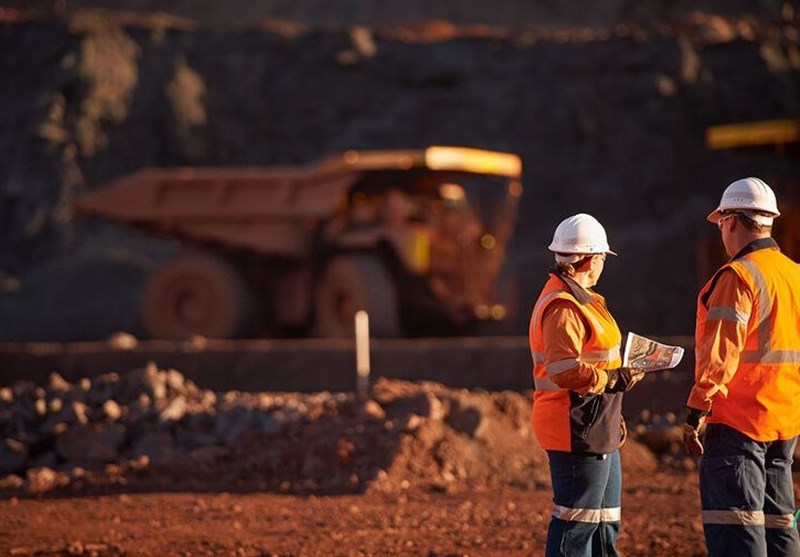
[76,146,523,340]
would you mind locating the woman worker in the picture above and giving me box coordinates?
[529,213,643,557]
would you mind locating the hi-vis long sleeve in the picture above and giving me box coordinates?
[687,240,800,442]
[688,269,752,412]
[530,273,624,453]
[540,299,610,396]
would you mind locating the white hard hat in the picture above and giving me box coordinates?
[548,213,617,258]
[707,177,780,226]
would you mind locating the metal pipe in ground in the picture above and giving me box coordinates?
[354,310,370,400]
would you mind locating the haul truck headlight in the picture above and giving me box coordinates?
[491,304,506,320]
[475,304,507,320]
[475,305,490,319]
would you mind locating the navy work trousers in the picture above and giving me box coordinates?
[545,450,621,557]
[699,423,799,557]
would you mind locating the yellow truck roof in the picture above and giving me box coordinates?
[317,146,523,178]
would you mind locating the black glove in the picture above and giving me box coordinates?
[683,407,707,457]
[604,367,644,393]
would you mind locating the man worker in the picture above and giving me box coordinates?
[683,177,800,556]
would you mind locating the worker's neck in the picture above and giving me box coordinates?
[727,231,770,258]
[571,272,595,289]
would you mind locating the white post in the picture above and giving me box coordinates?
[354,310,370,400]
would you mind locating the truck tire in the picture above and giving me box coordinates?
[140,253,254,340]
[314,255,400,338]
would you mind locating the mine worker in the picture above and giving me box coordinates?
[529,213,644,557]
[683,177,800,557]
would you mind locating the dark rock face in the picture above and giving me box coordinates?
[0,10,798,339]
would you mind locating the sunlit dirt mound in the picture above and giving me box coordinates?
[0,365,663,496]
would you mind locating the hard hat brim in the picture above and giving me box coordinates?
[550,248,618,256]
[708,208,779,225]
[707,209,723,224]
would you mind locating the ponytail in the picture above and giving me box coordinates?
[551,254,593,277]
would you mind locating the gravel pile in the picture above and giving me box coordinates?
[0,364,562,496]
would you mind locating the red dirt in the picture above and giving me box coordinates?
[1,374,798,556]
[2,474,713,557]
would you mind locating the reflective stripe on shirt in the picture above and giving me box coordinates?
[531,290,567,331]
[546,357,580,375]
[530,290,568,367]
[707,305,749,326]
[738,258,771,360]
[735,258,800,365]
[582,346,620,362]
[534,377,565,391]
[740,350,800,364]
[538,345,621,376]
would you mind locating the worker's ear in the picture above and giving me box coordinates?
[574,256,593,272]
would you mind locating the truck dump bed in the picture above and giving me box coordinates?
[77,166,356,259]
[77,147,522,260]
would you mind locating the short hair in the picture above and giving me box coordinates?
[734,212,772,233]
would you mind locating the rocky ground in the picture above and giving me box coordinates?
[3,481,710,557]
[1,365,798,556]
[1,6,799,554]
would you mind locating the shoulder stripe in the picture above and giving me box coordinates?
[532,290,571,329]
[736,258,772,354]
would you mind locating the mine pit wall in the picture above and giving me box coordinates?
[0,12,799,339]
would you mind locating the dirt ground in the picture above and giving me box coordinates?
[0,477,702,557]
[2,369,798,557]
[7,468,790,557]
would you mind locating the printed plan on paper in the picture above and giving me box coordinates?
[622,332,685,372]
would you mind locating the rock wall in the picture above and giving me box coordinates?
[4,0,792,29]
[0,9,799,339]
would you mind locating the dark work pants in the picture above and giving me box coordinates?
[545,450,621,557]
[699,423,799,557]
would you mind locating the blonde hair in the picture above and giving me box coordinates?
[553,253,593,276]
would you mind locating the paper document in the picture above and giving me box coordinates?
[622,332,685,372]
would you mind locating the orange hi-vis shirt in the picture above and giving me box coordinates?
[688,238,800,442]
[529,273,623,454]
